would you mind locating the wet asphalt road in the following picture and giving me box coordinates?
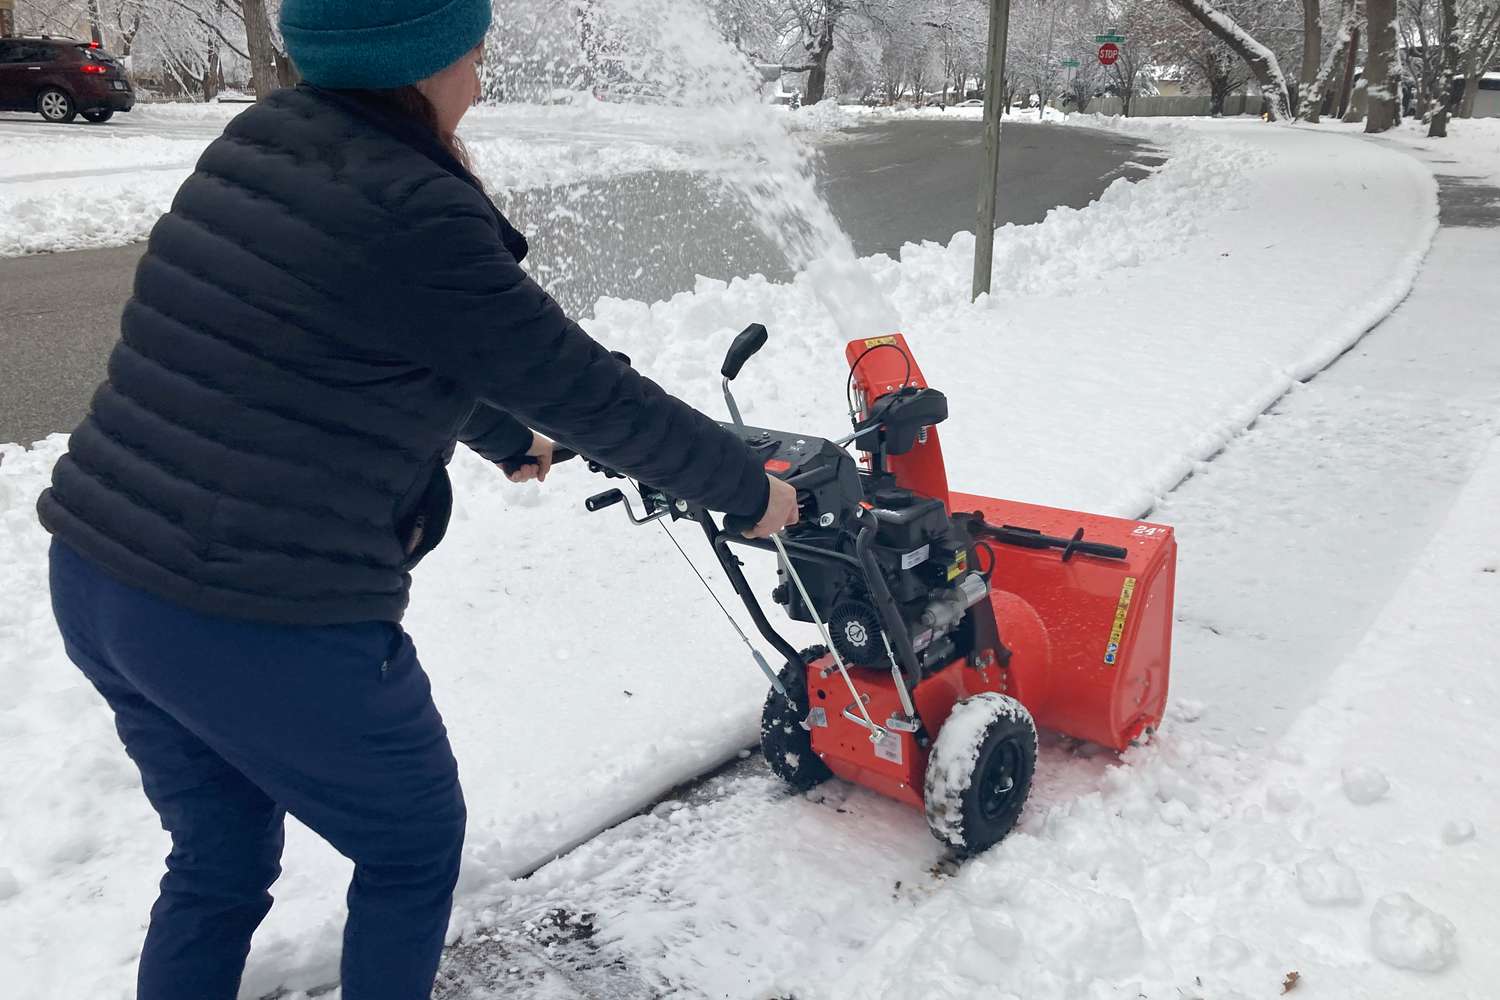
[0,120,1159,446]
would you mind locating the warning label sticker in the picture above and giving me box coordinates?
[1104,576,1137,666]
[873,730,903,764]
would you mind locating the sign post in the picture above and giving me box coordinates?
[972,0,1013,302]
[1095,32,1126,67]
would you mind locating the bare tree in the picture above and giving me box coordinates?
[1298,0,1321,115]
[1166,0,1294,119]
[1336,21,1362,116]
[924,0,986,104]
[240,0,278,97]
[1428,0,1462,133]
[1299,0,1361,121]
[780,1,852,102]
[1458,2,1500,116]
[1365,0,1400,130]
[1012,0,1068,115]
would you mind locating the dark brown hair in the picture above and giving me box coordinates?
[335,85,472,172]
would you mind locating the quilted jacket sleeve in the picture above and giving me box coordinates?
[373,176,771,521]
[458,404,533,465]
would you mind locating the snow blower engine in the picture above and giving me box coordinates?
[573,326,1177,854]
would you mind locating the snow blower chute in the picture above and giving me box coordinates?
[572,327,1177,854]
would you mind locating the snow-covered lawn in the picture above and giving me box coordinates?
[5,113,1489,999]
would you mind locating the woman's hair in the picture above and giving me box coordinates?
[336,85,472,172]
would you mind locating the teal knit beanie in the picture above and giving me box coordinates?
[280,0,492,90]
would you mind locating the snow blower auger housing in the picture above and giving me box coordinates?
[577,326,1177,855]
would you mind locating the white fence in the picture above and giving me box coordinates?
[1084,88,1499,119]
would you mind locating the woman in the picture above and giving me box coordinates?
[38,2,798,998]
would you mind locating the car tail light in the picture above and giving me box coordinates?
[81,64,108,74]
[89,40,101,49]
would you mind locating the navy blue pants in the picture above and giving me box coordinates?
[49,541,466,1000]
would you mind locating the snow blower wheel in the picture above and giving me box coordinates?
[760,647,834,791]
[923,693,1038,854]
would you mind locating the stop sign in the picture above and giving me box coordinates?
[1098,42,1120,66]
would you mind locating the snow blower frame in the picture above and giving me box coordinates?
[570,326,1177,854]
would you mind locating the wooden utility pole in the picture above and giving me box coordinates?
[0,0,15,40]
[972,0,1013,302]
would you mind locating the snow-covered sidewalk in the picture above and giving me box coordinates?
[0,116,1458,998]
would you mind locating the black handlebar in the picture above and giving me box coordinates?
[722,511,759,536]
[586,488,625,513]
[721,323,768,380]
[502,447,578,476]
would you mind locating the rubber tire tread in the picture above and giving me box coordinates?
[760,645,835,791]
[922,692,1037,855]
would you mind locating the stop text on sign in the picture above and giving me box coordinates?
[1098,42,1120,66]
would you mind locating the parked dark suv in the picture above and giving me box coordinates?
[0,36,135,123]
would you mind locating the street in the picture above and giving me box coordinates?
[0,119,1157,445]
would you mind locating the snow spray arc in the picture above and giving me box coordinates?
[479,0,899,341]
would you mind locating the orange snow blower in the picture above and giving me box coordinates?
[578,327,1176,854]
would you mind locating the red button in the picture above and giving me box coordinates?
[765,459,792,473]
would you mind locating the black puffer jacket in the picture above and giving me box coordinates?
[38,86,769,625]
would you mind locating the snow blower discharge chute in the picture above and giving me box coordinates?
[558,327,1177,854]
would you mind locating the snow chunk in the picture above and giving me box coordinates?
[971,907,1025,961]
[1341,765,1390,805]
[1266,783,1303,813]
[1441,819,1475,845]
[0,869,18,901]
[1370,892,1458,971]
[1294,850,1363,905]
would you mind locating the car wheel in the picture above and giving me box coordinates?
[38,88,77,124]
[81,109,115,124]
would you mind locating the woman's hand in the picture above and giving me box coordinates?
[744,475,799,538]
[505,434,554,484]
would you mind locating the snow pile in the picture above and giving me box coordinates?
[0,98,830,258]
[837,103,1070,124]
[784,99,860,136]
[0,134,207,178]
[0,119,1450,998]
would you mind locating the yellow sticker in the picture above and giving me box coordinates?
[1104,576,1136,666]
[947,550,968,581]
[863,335,898,348]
